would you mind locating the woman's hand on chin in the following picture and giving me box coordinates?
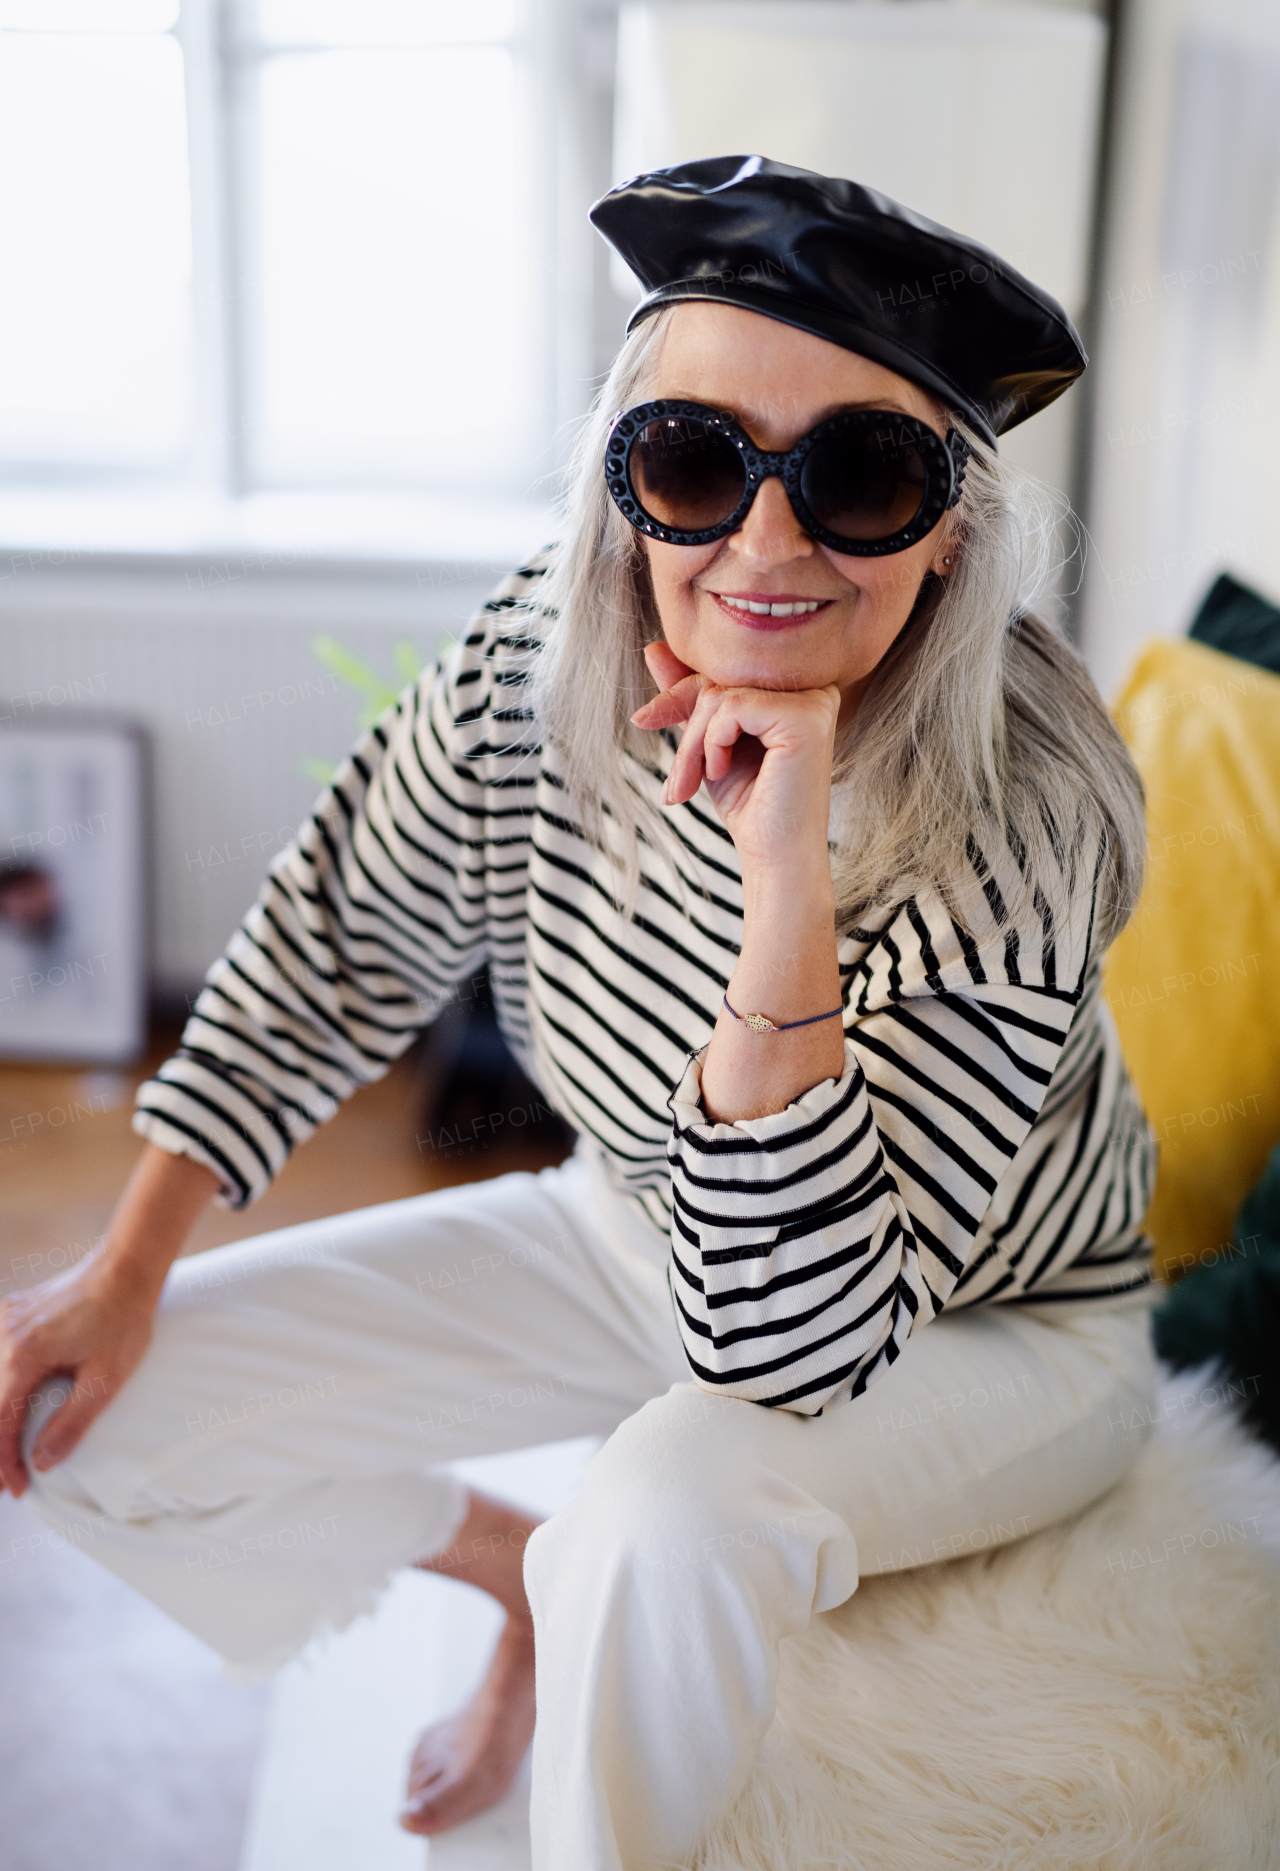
[630,639,840,876]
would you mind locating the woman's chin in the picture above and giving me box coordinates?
[691,634,834,694]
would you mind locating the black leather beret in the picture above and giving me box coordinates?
[590,154,1086,448]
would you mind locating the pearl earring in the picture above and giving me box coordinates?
[942,556,952,567]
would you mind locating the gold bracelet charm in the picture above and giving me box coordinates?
[723,995,843,1034]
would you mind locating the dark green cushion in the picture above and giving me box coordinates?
[1188,571,1280,676]
[1152,1142,1280,1455]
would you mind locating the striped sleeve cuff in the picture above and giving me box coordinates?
[132,1052,327,1209]
[665,1040,914,1415]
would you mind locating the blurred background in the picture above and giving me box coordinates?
[2,2,1280,1867]
[3,0,1279,1031]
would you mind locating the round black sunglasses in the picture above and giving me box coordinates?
[604,399,970,557]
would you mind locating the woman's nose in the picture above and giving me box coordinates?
[731,475,815,565]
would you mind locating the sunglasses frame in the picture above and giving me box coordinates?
[605,399,971,557]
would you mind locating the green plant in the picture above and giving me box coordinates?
[301,633,455,786]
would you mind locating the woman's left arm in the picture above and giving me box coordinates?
[634,640,848,1126]
[633,644,1097,1418]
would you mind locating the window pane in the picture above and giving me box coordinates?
[251,1,515,48]
[0,31,192,469]
[247,46,542,489]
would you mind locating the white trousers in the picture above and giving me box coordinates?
[24,1137,1160,1871]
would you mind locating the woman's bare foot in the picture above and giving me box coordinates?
[399,1613,536,1834]
[399,1490,542,1836]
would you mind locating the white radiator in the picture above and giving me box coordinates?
[0,558,505,999]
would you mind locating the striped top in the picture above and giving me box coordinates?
[135,555,1157,1417]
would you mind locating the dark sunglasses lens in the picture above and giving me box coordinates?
[801,426,928,543]
[628,418,746,533]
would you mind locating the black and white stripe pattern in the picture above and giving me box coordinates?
[135,554,1156,1417]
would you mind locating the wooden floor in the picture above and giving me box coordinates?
[0,1024,572,1300]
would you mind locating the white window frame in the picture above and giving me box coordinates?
[1,0,600,565]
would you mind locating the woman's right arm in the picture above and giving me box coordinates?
[0,1144,219,1495]
[0,555,550,1493]
[135,557,548,1209]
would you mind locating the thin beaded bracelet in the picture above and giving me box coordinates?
[723,994,843,1035]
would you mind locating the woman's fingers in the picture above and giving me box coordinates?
[0,1269,155,1494]
[28,1368,113,1475]
[663,683,841,808]
[629,641,700,730]
[0,1342,44,1495]
[665,682,739,802]
[636,651,842,812]
[641,639,692,690]
[702,699,749,783]
[630,671,703,730]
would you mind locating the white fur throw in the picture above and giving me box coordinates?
[692,1368,1280,1871]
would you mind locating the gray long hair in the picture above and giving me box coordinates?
[528,305,1145,949]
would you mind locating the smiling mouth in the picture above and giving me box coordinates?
[708,593,831,617]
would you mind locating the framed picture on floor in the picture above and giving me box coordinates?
[0,715,147,1063]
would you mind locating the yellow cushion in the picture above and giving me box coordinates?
[1105,637,1280,1282]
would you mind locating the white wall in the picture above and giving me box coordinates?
[0,559,507,997]
[1078,0,1280,697]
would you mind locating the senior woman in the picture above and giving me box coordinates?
[1,158,1159,1870]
